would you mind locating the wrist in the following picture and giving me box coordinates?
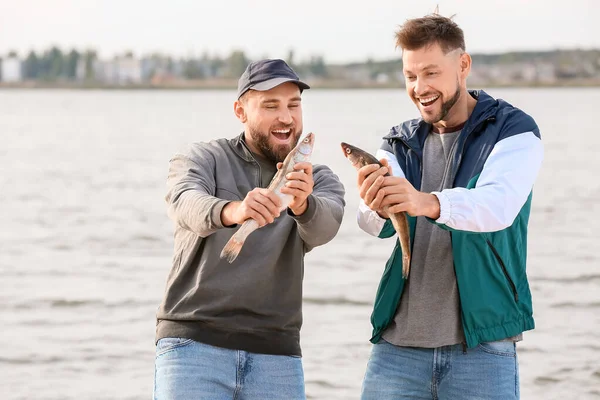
[220,201,240,226]
[421,193,440,219]
[290,199,308,216]
[377,209,389,219]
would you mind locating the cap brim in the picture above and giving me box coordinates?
[250,77,310,92]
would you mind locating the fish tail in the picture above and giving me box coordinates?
[400,212,411,279]
[219,219,259,263]
[389,210,411,279]
[220,236,245,263]
[402,254,411,279]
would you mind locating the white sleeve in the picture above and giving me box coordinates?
[432,132,543,232]
[356,149,405,237]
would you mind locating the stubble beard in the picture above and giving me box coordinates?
[420,82,461,124]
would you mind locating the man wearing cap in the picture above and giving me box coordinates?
[153,59,346,399]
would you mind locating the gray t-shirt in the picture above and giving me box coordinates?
[382,130,464,347]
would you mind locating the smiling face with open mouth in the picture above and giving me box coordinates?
[235,82,303,163]
[402,43,469,130]
[414,85,461,125]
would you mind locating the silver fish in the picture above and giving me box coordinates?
[220,132,316,263]
[341,142,412,279]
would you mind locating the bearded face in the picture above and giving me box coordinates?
[236,82,304,163]
[246,120,302,162]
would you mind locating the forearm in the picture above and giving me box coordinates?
[165,149,229,237]
[166,190,229,237]
[291,194,344,250]
[431,132,543,232]
[220,201,241,227]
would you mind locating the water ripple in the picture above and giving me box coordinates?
[551,302,600,309]
[12,298,157,310]
[304,297,371,306]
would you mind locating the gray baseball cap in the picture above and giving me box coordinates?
[237,59,310,99]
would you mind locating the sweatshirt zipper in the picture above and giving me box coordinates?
[398,137,423,187]
[485,239,519,302]
[448,116,496,186]
[240,139,263,187]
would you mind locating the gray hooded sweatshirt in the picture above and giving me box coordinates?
[155,133,346,356]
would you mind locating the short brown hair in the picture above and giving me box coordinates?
[395,14,465,54]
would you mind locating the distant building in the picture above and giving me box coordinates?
[535,63,557,83]
[375,73,390,84]
[141,56,177,83]
[115,55,142,84]
[76,59,86,81]
[75,58,94,81]
[342,65,371,82]
[91,55,142,84]
[1,56,22,82]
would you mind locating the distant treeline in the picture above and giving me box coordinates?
[1,47,328,81]
[333,49,600,80]
[2,48,95,80]
[2,46,600,83]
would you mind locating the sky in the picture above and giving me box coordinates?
[0,0,598,63]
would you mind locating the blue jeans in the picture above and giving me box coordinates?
[153,338,306,400]
[361,339,520,400]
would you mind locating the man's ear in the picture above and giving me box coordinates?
[459,52,471,78]
[234,100,247,123]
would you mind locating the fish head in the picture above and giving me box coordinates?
[296,132,315,156]
[341,142,374,169]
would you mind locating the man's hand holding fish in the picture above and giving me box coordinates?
[221,188,282,228]
[279,161,314,215]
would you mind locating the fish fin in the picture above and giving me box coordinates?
[220,236,245,263]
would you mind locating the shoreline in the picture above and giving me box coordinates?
[1,79,599,90]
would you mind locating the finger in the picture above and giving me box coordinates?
[368,188,386,211]
[276,162,283,170]
[363,175,385,204]
[250,201,276,224]
[294,162,313,175]
[380,194,405,208]
[359,168,384,194]
[256,190,282,216]
[265,190,283,211]
[281,186,312,200]
[379,158,389,168]
[360,165,388,189]
[253,191,280,218]
[286,171,309,182]
[256,188,282,205]
[280,187,307,200]
[357,164,382,186]
[380,176,408,188]
[245,189,276,219]
[387,204,408,215]
[247,209,268,227]
[284,180,309,191]
[360,171,385,203]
